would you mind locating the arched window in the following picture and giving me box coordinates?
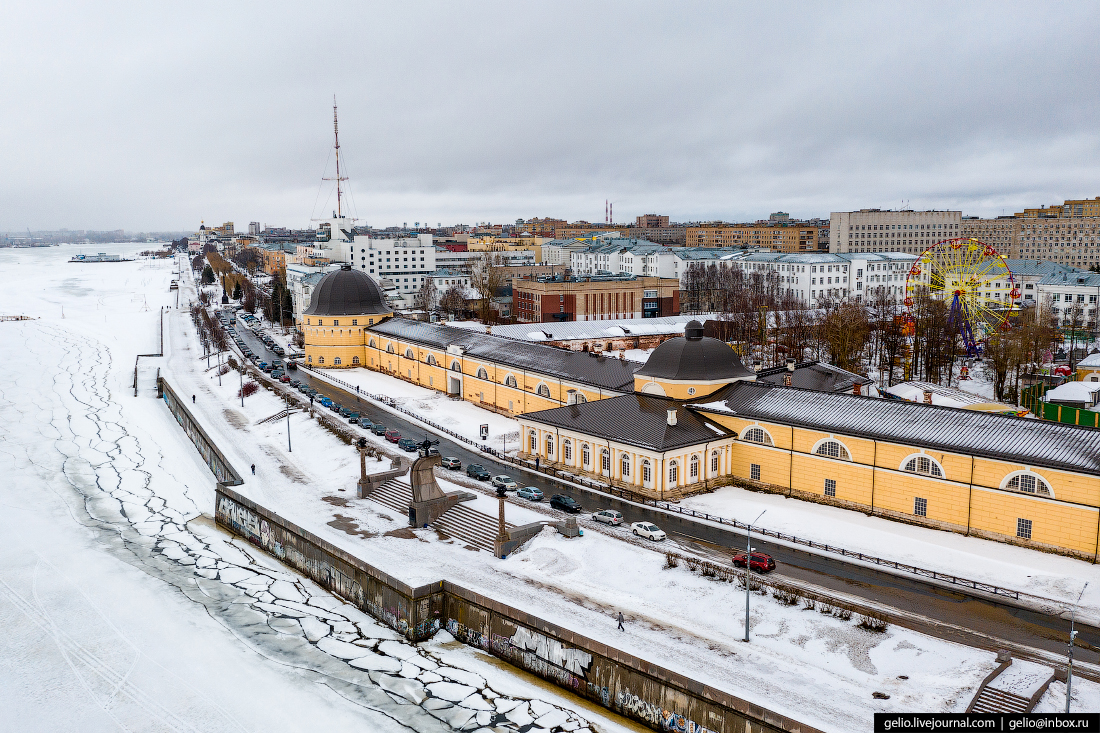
[405,347,414,359]
[537,383,551,398]
[582,444,591,467]
[563,440,572,461]
[386,344,395,354]
[369,338,376,348]
[352,356,360,365]
[742,426,774,446]
[1002,471,1053,497]
[477,367,488,380]
[307,355,312,363]
[711,451,720,473]
[642,460,652,485]
[450,360,461,371]
[668,460,679,484]
[813,439,850,461]
[318,356,325,364]
[689,455,699,479]
[902,454,944,478]
[621,455,631,477]
[601,449,610,474]
[529,431,537,451]
[333,357,342,365]
[427,354,437,366]
[505,374,517,388]
[546,436,554,456]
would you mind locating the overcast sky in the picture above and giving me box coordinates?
[2,1,1099,231]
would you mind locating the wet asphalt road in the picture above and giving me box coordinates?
[228,318,1100,668]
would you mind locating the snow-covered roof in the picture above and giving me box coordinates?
[476,315,719,343]
[884,380,990,408]
[1044,381,1100,404]
[1076,352,1100,368]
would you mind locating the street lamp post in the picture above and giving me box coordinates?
[239,365,244,408]
[744,509,766,643]
[285,390,292,453]
[1066,582,1088,713]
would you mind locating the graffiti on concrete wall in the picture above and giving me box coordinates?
[616,689,718,733]
[503,626,592,691]
[446,618,490,651]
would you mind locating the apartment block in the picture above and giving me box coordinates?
[960,216,1017,254]
[830,210,961,254]
[687,222,827,252]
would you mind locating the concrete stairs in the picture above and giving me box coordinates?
[969,687,1031,714]
[366,479,513,552]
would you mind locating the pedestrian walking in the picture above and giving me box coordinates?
[535,456,540,470]
[192,394,196,404]
[251,464,256,475]
[617,611,625,632]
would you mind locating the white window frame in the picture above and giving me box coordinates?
[811,437,852,461]
[899,453,945,478]
[741,425,775,446]
[1000,470,1054,498]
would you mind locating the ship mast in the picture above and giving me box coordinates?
[322,96,348,218]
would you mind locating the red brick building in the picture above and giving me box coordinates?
[513,275,680,323]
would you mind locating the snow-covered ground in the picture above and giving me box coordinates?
[0,244,631,733]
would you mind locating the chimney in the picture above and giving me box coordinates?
[783,373,792,387]
[923,389,933,404]
[853,382,862,396]
[667,409,677,426]
[786,358,796,372]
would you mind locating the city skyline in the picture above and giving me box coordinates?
[3,2,1099,231]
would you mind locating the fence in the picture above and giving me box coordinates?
[298,363,1028,601]
[1020,374,1100,427]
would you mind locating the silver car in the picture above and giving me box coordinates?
[491,475,518,491]
[593,510,623,526]
[630,522,666,541]
[517,486,543,501]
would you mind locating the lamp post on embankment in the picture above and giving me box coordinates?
[744,509,766,643]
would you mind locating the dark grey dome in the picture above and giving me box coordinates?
[304,265,390,316]
[635,321,754,382]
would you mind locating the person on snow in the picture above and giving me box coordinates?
[251,464,256,475]
[617,611,625,632]
[192,395,196,404]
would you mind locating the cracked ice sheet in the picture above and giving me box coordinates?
[0,245,634,733]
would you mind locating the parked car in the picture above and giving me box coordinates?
[319,397,333,408]
[732,551,776,573]
[262,364,275,373]
[289,380,300,387]
[550,494,581,513]
[384,429,401,443]
[630,522,666,541]
[347,413,360,424]
[397,438,418,452]
[287,360,297,370]
[593,510,623,526]
[466,464,490,480]
[339,407,352,417]
[273,346,285,356]
[517,486,543,502]
[279,375,291,383]
[271,370,284,378]
[258,361,269,370]
[491,475,518,491]
[371,424,387,436]
[440,456,462,470]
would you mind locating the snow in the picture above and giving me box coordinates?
[1044,380,1100,405]
[0,244,629,733]
[987,659,1052,697]
[679,483,1100,621]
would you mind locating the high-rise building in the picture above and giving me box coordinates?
[688,221,828,252]
[829,210,961,254]
[249,222,261,236]
[959,216,1016,254]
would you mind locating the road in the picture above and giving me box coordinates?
[229,315,1100,671]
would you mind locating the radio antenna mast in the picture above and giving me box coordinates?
[322,97,348,218]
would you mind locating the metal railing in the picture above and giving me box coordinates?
[296,362,1029,601]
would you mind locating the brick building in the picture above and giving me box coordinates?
[513,275,680,323]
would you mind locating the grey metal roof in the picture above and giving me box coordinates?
[304,265,390,316]
[522,394,734,451]
[693,382,1100,475]
[757,361,872,393]
[635,326,755,382]
[1003,260,1086,278]
[368,318,639,391]
[449,315,720,343]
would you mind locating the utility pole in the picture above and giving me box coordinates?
[744,509,766,643]
[1066,582,1088,713]
[285,389,292,452]
[322,96,348,219]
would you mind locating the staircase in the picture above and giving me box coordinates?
[365,479,513,552]
[969,687,1031,714]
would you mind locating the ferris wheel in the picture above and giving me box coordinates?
[904,237,1018,356]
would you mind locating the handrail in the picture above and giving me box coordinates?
[297,362,1026,601]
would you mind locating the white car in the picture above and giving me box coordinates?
[593,510,623,526]
[491,475,518,491]
[630,522,666,541]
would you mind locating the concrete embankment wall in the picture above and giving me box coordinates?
[162,377,820,733]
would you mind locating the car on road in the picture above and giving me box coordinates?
[440,457,462,470]
[339,407,352,417]
[287,360,296,370]
[289,380,300,387]
[593,510,623,526]
[371,424,387,436]
[319,397,333,408]
[280,375,291,383]
[384,429,401,443]
[491,475,518,491]
[273,346,285,356]
[258,361,268,370]
[732,551,776,573]
[347,413,360,424]
[549,494,581,513]
[517,486,543,502]
[262,364,275,373]
[630,522,666,541]
[466,464,490,480]
[397,438,418,452]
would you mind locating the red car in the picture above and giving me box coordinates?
[384,429,401,443]
[732,551,776,573]
[279,375,291,383]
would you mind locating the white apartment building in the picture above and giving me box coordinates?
[286,262,339,325]
[435,247,535,273]
[830,210,961,254]
[1036,271,1100,329]
[722,252,917,305]
[344,233,436,295]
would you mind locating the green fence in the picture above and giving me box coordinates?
[1020,374,1100,427]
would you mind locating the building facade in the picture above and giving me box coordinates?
[513,275,680,323]
[959,217,1017,255]
[687,222,828,252]
[830,210,961,254]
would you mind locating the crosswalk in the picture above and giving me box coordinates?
[366,479,513,552]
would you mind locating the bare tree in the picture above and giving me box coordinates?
[439,285,467,320]
[414,277,438,313]
[820,302,871,372]
[470,252,505,323]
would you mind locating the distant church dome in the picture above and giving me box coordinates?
[304,264,390,316]
[633,320,754,397]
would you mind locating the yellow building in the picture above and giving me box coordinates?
[518,321,1100,559]
[302,265,394,367]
